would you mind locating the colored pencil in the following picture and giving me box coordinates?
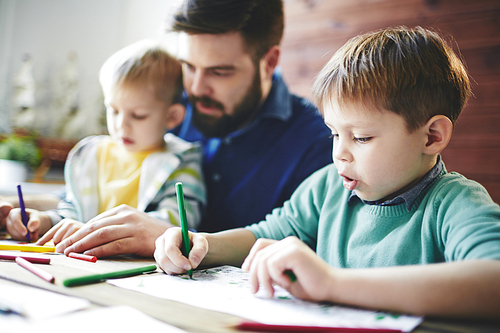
[176,182,192,278]
[68,252,97,263]
[0,253,50,264]
[17,184,30,242]
[62,264,157,287]
[235,322,402,332]
[0,243,56,253]
[15,257,55,283]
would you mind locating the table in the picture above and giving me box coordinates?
[0,253,499,333]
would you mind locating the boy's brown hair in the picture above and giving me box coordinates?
[312,26,471,132]
[99,40,183,106]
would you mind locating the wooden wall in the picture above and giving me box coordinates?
[279,0,500,204]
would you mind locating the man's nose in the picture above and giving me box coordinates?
[189,71,212,97]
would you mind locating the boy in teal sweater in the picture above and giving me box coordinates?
[154,26,500,317]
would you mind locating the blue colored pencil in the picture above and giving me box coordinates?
[17,184,30,242]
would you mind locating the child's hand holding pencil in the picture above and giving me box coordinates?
[4,207,52,242]
[154,221,209,276]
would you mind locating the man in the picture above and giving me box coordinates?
[170,0,333,232]
[25,0,332,257]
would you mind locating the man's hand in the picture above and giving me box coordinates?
[55,205,174,257]
[37,218,84,246]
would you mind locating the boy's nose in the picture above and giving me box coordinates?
[333,139,353,163]
[115,112,131,131]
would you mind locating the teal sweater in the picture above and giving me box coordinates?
[246,163,500,268]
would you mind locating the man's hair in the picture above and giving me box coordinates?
[312,26,471,132]
[99,40,183,105]
[170,0,284,61]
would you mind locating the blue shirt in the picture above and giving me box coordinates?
[172,72,333,232]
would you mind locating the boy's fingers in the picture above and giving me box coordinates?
[155,236,184,274]
[0,203,13,220]
[27,217,40,233]
[167,234,191,271]
[188,233,208,269]
[242,238,273,271]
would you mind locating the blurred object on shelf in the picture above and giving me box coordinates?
[0,128,76,184]
[33,136,77,183]
[11,54,37,130]
[52,51,83,139]
[0,129,41,169]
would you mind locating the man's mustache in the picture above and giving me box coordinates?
[189,95,225,112]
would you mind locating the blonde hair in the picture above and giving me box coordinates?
[312,26,471,132]
[99,40,183,106]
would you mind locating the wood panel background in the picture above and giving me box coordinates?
[279,0,500,204]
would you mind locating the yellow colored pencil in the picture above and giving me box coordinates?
[0,244,56,253]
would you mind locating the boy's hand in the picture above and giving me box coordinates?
[54,205,172,258]
[242,236,336,302]
[37,219,84,248]
[0,201,13,230]
[154,227,208,275]
[5,208,51,241]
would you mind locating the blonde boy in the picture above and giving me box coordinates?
[7,40,205,257]
[154,27,500,317]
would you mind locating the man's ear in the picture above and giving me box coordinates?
[260,45,280,80]
[165,103,186,130]
[422,115,453,155]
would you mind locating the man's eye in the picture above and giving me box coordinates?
[329,134,339,139]
[355,137,372,143]
[183,63,195,73]
[212,70,230,77]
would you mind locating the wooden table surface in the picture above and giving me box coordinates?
[1,252,499,333]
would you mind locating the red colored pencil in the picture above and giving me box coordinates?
[235,322,402,333]
[68,252,97,263]
[15,257,55,283]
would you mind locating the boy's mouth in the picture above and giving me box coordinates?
[341,175,358,191]
[121,137,134,145]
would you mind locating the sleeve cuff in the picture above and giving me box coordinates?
[45,210,63,226]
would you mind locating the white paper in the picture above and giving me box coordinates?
[1,305,188,333]
[0,283,90,320]
[109,265,423,332]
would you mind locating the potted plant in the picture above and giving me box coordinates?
[0,132,42,184]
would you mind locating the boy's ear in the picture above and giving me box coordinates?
[260,45,280,80]
[422,115,453,155]
[164,103,186,130]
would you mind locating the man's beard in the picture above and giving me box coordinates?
[189,70,263,138]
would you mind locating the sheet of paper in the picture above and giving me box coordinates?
[0,283,90,320]
[109,265,423,332]
[1,305,188,333]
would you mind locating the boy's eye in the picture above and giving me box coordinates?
[329,134,339,139]
[132,113,148,120]
[355,137,372,143]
